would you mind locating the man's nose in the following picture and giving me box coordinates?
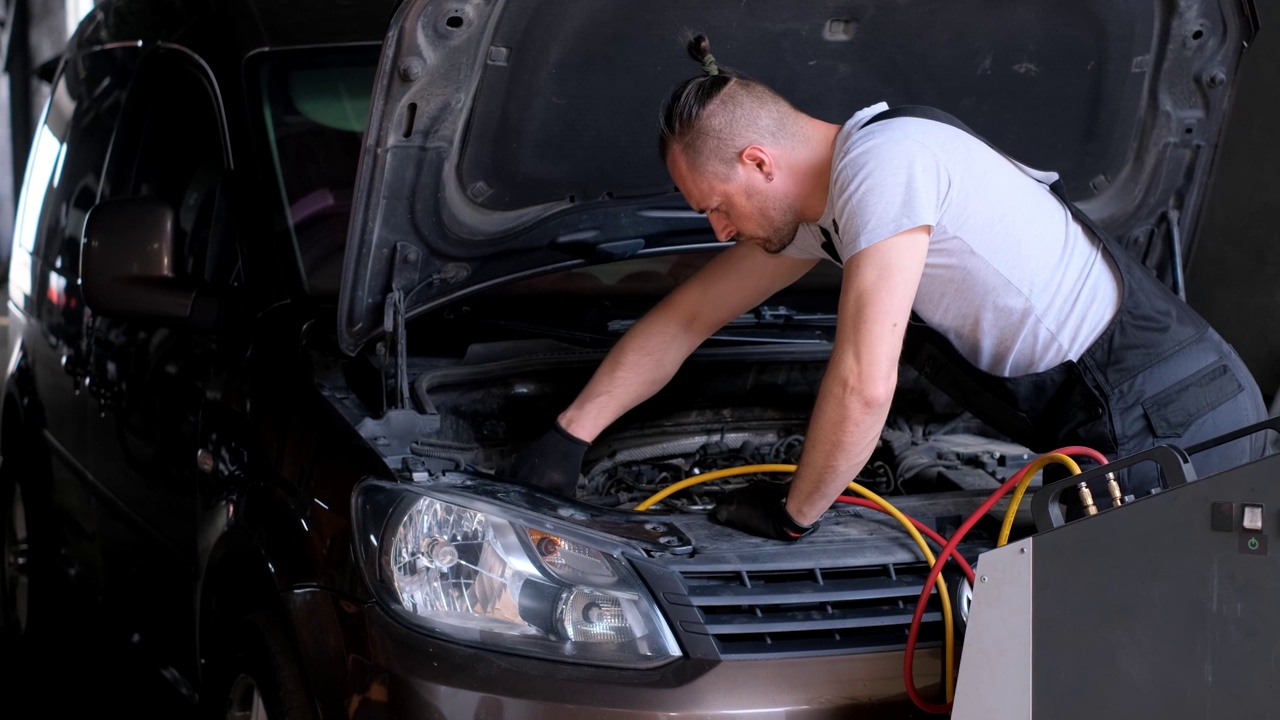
[710,216,736,242]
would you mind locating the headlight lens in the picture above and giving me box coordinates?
[357,484,680,668]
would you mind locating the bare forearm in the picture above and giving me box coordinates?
[783,228,928,526]
[557,244,819,443]
[558,314,701,442]
[785,364,893,526]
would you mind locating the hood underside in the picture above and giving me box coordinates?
[338,0,1258,355]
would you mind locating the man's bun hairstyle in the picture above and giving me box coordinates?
[686,33,721,76]
[657,33,799,173]
[658,33,734,163]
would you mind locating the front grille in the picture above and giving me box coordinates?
[660,562,946,659]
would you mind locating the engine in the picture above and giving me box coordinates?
[582,432,867,509]
[406,348,1036,512]
[578,417,1033,511]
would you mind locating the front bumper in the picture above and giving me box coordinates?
[285,587,942,719]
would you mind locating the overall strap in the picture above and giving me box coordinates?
[860,105,1112,246]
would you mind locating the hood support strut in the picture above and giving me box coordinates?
[1164,208,1186,301]
[382,242,422,410]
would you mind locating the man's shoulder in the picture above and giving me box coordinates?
[830,117,955,193]
[841,115,961,156]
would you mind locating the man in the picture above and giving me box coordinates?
[516,35,1267,540]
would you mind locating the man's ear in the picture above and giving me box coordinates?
[740,145,775,180]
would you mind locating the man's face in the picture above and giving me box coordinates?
[667,148,803,254]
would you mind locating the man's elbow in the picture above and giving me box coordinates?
[828,369,897,413]
[859,379,897,413]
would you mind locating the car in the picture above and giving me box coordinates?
[0,0,1261,717]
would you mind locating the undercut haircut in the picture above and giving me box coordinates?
[657,34,800,175]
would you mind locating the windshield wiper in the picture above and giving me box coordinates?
[730,305,838,327]
[466,318,618,345]
[703,330,832,344]
[607,305,837,334]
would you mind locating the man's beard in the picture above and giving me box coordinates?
[737,187,803,254]
[747,222,803,254]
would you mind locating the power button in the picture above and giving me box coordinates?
[1243,503,1265,533]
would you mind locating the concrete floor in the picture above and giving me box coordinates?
[0,611,194,717]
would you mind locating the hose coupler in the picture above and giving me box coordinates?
[1077,481,1098,516]
[1105,473,1123,509]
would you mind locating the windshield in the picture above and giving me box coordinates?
[258,45,379,296]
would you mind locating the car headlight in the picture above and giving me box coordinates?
[353,480,681,668]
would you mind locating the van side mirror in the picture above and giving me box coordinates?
[81,197,197,319]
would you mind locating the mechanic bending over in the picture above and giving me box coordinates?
[515,34,1267,540]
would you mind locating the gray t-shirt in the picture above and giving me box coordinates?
[782,103,1121,377]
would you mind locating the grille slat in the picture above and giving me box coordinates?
[683,575,924,606]
[665,562,947,659]
[685,607,943,635]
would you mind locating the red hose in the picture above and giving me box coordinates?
[901,446,1109,713]
[832,497,976,585]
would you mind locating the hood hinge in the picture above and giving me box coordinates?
[382,243,422,410]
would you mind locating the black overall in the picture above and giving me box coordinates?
[828,106,1266,496]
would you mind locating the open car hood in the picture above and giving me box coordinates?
[337,0,1259,355]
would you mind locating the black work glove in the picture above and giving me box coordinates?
[712,484,820,541]
[513,422,589,497]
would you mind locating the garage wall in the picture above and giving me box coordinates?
[1187,1,1280,404]
[0,0,79,271]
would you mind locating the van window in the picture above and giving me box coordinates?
[101,45,231,288]
[257,45,379,296]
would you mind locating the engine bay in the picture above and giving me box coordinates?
[402,343,1039,517]
[577,422,1035,512]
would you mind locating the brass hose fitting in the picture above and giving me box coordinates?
[1077,481,1098,516]
[1105,473,1123,508]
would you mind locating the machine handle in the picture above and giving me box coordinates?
[1184,415,1280,458]
[1031,444,1197,532]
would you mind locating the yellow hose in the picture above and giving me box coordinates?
[843,479,957,703]
[633,464,958,702]
[996,453,1081,546]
